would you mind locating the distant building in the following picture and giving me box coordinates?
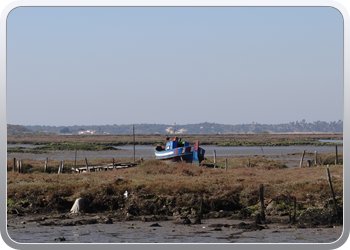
[78,129,97,135]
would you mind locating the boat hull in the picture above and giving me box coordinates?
[154,145,205,163]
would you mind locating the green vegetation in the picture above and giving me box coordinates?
[255,130,270,135]
[7,142,124,153]
[217,140,342,147]
[7,133,343,151]
[31,142,119,151]
[59,127,70,134]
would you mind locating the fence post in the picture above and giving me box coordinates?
[133,125,135,164]
[299,150,305,168]
[315,151,318,165]
[213,150,216,164]
[307,160,311,168]
[335,145,338,165]
[44,158,48,173]
[225,159,227,171]
[58,161,62,174]
[326,167,339,220]
[85,158,89,172]
[113,158,115,170]
[17,160,20,173]
[292,196,296,224]
[259,184,265,221]
[13,158,16,172]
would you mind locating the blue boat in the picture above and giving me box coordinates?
[154,137,205,163]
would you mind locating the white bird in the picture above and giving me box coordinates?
[124,191,128,198]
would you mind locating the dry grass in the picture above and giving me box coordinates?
[7,157,343,214]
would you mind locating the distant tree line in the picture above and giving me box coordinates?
[16,120,343,134]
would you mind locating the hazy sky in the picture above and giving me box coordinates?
[7,7,343,126]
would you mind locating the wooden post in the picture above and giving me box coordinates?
[195,194,203,224]
[13,158,16,172]
[85,158,89,172]
[225,159,227,171]
[20,161,23,173]
[299,150,305,168]
[292,196,296,224]
[112,158,115,170]
[315,151,318,165]
[307,160,311,168]
[248,159,251,168]
[335,145,338,165]
[140,157,143,164]
[44,158,48,173]
[74,142,77,170]
[133,125,135,164]
[213,150,216,164]
[326,167,339,220]
[58,161,62,174]
[17,160,20,173]
[259,184,265,221]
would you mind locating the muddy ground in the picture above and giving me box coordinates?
[7,212,343,243]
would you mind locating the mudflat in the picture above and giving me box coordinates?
[7,213,343,243]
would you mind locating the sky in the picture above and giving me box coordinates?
[6,6,344,126]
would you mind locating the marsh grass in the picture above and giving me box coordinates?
[7,133,343,146]
[6,155,343,215]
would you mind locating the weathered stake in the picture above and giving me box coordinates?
[335,145,338,165]
[113,158,115,170]
[74,142,77,170]
[58,161,64,174]
[326,168,339,220]
[292,196,296,224]
[259,184,265,221]
[307,160,311,168]
[85,158,89,172]
[213,150,217,164]
[13,158,16,172]
[196,194,203,224]
[133,125,135,164]
[225,159,227,171]
[44,157,48,173]
[260,146,265,157]
[299,150,305,168]
[17,160,20,173]
[315,151,318,165]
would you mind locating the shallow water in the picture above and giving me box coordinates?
[7,145,342,161]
